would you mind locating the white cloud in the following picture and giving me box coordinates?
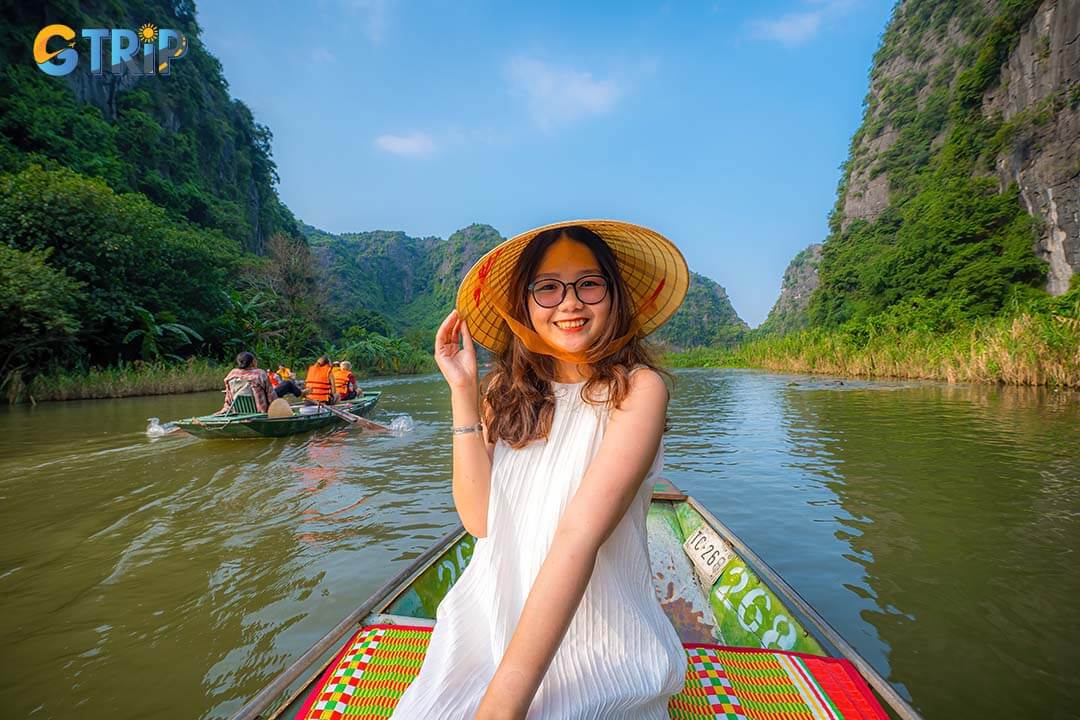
[374,132,436,157]
[749,11,822,45]
[348,0,390,44]
[505,57,623,131]
[747,0,858,47]
[311,47,335,64]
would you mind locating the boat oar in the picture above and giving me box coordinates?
[317,401,390,432]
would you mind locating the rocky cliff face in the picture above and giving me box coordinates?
[760,244,823,334]
[840,0,996,230]
[983,0,1079,294]
[840,0,1077,295]
[305,223,499,338]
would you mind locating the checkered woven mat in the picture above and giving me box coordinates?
[295,624,889,719]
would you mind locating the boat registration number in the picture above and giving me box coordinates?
[683,525,733,588]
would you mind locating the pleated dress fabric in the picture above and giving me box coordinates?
[390,371,686,719]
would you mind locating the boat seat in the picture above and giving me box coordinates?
[226,377,259,415]
[294,624,889,719]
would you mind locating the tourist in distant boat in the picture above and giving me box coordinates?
[215,351,273,415]
[332,360,359,401]
[268,365,304,399]
[391,220,689,718]
[345,361,363,397]
[304,355,337,404]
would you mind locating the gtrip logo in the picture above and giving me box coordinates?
[33,23,188,77]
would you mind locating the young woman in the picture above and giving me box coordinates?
[391,220,689,719]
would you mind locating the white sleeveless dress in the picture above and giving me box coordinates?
[391,373,686,719]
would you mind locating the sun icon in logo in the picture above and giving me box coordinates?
[138,23,159,43]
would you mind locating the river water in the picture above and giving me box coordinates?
[1,369,1077,719]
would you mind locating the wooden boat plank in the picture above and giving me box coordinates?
[673,501,824,655]
[650,476,687,501]
[380,532,476,619]
[646,502,721,644]
[365,613,436,628]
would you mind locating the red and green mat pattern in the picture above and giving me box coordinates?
[295,625,888,720]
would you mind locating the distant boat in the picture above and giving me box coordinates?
[232,477,922,719]
[173,392,380,439]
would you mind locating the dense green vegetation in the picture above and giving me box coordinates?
[0,3,298,251]
[306,223,506,350]
[0,165,240,371]
[653,272,747,349]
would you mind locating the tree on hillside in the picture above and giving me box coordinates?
[0,243,83,381]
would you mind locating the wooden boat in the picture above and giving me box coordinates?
[173,392,381,439]
[232,478,923,720]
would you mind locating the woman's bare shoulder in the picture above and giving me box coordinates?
[628,365,666,388]
[619,366,668,409]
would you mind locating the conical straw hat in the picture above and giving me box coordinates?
[456,219,689,356]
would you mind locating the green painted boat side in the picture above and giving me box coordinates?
[233,478,923,720]
[376,492,822,653]
[174,392,381,438]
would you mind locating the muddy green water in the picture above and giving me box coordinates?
[1,369,1078,719]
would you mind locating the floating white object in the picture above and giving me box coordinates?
[145,417,179,437]
[388,415,415,434]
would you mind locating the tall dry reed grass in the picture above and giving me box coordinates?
[7,358,228,403]
[668,313,1080,387]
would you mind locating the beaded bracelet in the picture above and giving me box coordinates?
[451,422,484,435]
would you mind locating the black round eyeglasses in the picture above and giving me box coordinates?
[527,274,609,308]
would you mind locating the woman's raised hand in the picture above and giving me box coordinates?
[434,309,478,392]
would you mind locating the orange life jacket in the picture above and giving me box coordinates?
[305,363,334,402]
[332,367,353,397]
[268,371,281,387]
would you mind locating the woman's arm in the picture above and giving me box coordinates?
[450,385,495,537]
[436,310,496,538]
[215,370,236,414]
[474,369,669,719]
[257,370,273,411]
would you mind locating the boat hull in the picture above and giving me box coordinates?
[174,393,380,439]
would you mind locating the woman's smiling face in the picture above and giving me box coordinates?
[527,233,612,358]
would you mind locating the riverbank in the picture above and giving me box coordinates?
[6,359,229,404]
[668,310,1080,388]
[5,352,437,404]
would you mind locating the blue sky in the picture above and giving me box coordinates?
[198,0,895,326]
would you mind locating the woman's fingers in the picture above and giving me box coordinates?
[460,319,476,356]
[435,310,458,350]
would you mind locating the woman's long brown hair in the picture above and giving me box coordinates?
[481,225,672,449]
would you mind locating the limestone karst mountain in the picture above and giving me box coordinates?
[765,0,1078,333]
